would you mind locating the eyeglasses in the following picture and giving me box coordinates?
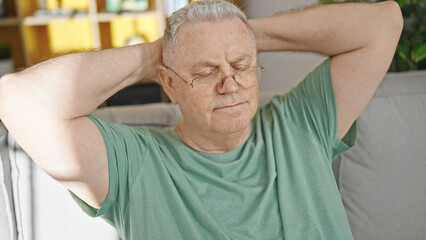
[164,60,265,91]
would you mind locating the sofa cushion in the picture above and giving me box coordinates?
[0,123,16,240]
[332,70,426,240]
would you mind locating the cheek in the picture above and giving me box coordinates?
[245,85,259,114]
[250,88,259,111]
[178,91,212,123]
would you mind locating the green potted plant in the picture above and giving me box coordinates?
[0,43,13,76]
[319,0,426,72]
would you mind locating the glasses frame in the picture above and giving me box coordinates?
[164,60,265,89]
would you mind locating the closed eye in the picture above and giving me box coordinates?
[194,67,219,78]
[233,65,251,72]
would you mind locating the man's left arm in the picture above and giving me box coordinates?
[249,1,403,139]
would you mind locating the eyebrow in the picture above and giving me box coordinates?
[190,53,253,73]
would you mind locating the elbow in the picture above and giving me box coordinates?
[389,1,403,34]
[369,1,403,46]
[0,72,19,90]
[0,72,22,117]
[0,72,12,87]
[0,72,19,97]
[382,1,404,37]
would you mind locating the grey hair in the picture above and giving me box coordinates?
[162,0,255,66]
[164,0,250,44]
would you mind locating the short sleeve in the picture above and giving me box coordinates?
[276,58,357,161]
[69,115,149,218]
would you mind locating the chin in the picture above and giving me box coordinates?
[210,101,257,133]
[210,113,253,134]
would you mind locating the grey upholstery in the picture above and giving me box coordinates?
[333,70,426,240]
[0,122,16,240]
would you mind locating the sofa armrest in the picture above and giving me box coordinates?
[0,122,17,240]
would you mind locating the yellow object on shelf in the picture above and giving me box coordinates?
[136,18,159,42]
[62,0,89,10]
[47,19,94,53]
[110,16,159,47]
[110,17,134,47]
[47,0,60,10]
[46,0,89,11]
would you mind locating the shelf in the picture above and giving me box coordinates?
[97,11,160,23]
[1,0,166,67]
[0,17,19,26]
[96,0,159,14]
[22,15,92,26]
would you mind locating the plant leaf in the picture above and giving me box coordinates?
[416,0,426,5]
[397,43,410,61]
[411,32,424,46]
[412,43,426,63]
[398,0,407,6]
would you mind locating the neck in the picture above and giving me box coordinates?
[175,121,251,153]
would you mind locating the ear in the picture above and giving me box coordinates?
[158,65,178,104]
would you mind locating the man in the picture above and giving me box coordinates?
[0,0,402,239]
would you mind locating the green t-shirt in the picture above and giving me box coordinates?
[71,58,356,240]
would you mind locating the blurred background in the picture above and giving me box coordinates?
[0,0,425,104]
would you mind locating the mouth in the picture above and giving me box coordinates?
[214,101,247,110]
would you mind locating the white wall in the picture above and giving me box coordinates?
[239,0,327,92]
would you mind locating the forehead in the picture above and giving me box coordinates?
[173,18,256,69]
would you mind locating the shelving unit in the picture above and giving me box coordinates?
[0,17,19,26]
[0,0,166,69]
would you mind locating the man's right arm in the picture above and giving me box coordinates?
[0,40,162,208]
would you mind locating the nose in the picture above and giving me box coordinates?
[217,74,239,94]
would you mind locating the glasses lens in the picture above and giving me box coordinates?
[224,67,259,88]
[193,74,222,91]
[192,65,263,94]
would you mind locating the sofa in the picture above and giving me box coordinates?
[1,70,425,240]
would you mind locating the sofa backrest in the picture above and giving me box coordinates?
[333,70,426,240]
